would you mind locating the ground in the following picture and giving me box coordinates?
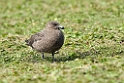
[0,0,124,83]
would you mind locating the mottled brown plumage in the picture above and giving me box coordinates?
[25,21,64,61]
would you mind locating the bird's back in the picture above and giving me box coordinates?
[32,29,64,53]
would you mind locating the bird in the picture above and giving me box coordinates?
[25,21,64,61]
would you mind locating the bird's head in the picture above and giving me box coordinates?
[46,21,64,30]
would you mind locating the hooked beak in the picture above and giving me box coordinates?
[58,26,64,29]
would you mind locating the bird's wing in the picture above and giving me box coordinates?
[25,31,44,48]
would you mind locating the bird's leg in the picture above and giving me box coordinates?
[41,53,44,59]
[52,52,55,62]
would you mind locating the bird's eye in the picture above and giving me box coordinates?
[53,23,58,26]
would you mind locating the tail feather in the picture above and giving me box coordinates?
[25,39,29,46]
[25,39,34,48]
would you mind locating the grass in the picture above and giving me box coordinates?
[0,0,124,83]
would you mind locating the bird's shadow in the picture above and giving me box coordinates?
[22,49,96,63]
[23,44,124,63]
[52,49,98,62]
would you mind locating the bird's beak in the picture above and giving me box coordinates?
[58,26,64,29]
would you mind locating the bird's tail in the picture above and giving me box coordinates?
[25,39,29,46]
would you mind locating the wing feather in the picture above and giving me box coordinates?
[25,31,44,48]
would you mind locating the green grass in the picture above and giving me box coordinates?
[0,0,124,83]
